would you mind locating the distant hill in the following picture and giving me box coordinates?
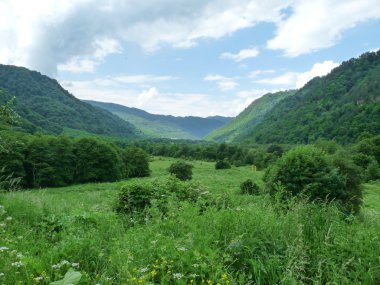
[239,51,380,144]
[0,65,138,137]
[207,90,295,142]
[85,100,233,139]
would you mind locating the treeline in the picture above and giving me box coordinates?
[0,132,150,189]
[134,140,287,169]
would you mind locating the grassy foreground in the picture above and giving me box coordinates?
[0,157,379,284]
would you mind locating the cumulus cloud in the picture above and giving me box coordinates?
[268,0,380,56]
[61,77,248,116]
[0,0,288,75]
[221,48,259,62]
[204,74,238,91]
[255,60,339,88]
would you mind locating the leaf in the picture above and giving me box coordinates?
[50,269,82,285]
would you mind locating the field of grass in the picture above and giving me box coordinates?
[0,157,379,284]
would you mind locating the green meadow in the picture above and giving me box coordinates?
[0,157,379,285]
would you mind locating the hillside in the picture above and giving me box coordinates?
[0,65,138,137]
[240,51,380,144]
[86,100,233,139]
[207,90,295,142]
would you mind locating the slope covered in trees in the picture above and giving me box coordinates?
[86,100,233,139]
[207,90,295,142]
[238,51,380,144]
[0,65,138,137]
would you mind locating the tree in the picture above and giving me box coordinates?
[264,146,362,212]
[122,147,151,178]
[168,161,193,181]
[74,138,123,183]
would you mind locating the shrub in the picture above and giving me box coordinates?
[116,178,209,215]
[168,161,193,181]
[365,160,380,182]
[116,182,155,214]
[240,179,260,195]
[215,160,231,170]
[264,146,362,212]
[122,147,151,178]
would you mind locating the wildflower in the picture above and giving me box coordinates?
[173,273,184,279]
[139,267,148,273]
[0,246,9,251]
[150,270,157,278]
[52,264,60,269]
[5,216,12,221]
[189,274,199,278]
[0,273,4,277]
[71,263,80,268]
[61,260,70,265]
[177,247,187,252]
[34,276,43,282]
[11,261,23,267]
[16,253,23,258]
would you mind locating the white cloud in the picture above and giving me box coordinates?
[60,76,254,116]
[221,48,259,62]
[267,0,380,56]
[0,0,377,75]
[255,60,339,88]
[248,69,275,78]
[204,74,238,91]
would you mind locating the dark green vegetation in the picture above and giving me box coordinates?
[239,179,260,195]
[207,90,295,142]
[236,51,380,144]
[264,146,362,212]
[0,132,150,188]
[0,158,379,284]
[168,160,194,181]
[0,65,138,137]
[215,160,231,169]
[86,100,232,140]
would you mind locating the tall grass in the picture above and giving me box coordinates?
[0,158,379,284]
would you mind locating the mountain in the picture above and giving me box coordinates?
[206,90,296,142]
[0,65,138,137]
[238,51,380,144]
[85,100,233,139]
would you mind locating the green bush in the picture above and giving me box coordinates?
[115,182,155,214]
[116,178,209,215]
[264,146,362,212]
[168,161,193,181]
[215,160,231,169]
[240,179,260,195]
[122,147,151,178]
[365,160,380,181]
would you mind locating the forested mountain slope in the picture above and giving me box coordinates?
[207,90,295,142]
[86,100,233,139]
[239,51,380,144]
[0,65,138,137]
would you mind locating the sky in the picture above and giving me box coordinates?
[0,0,379,117]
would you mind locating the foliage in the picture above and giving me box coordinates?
[0,65,137,137]
[0,159,379,284]
[122,147,151,178]
[215,160,231,169]
[241,51,380,144]
[50,269,82,285]
[264,146,362,212]
[86,100,232,139]
[240,179,260,195]
[207,90,295,142]
[168,161,193,181]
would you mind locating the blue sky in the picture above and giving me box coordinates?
[1,1,379,116]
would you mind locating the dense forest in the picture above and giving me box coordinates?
[237,51,380,144]
[0,65,138,137]
[207,90,295,142]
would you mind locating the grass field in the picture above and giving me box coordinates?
[0,157,379,284]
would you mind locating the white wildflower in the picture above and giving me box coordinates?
[139,267,149,273]
[11,261,23,267]
[0,246,9,252]
[5,216,12,221]
[35,276,43,281]
[177,247,187,252]
[16,253,23,258]
[0,272,4,277]
[173,273,184,279]
[52,264,60,269]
